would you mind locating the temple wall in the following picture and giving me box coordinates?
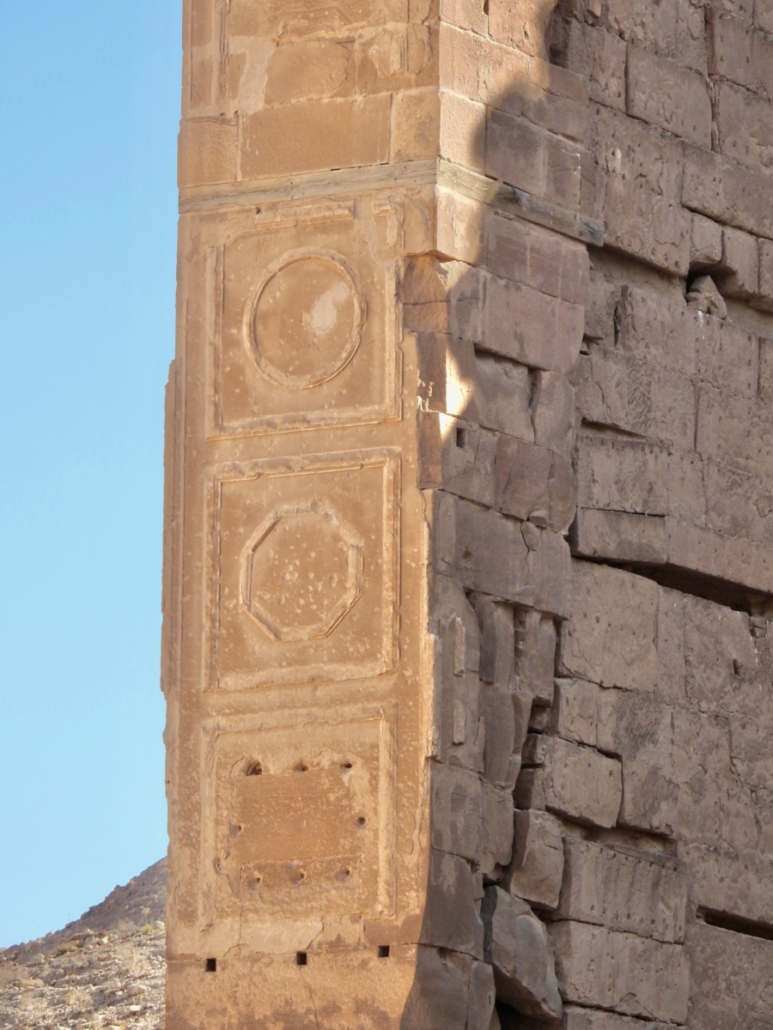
[164,0,773,1027]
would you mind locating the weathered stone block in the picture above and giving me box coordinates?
[571,509,668,565]
[575,435,669,516]
[753,237,773,311]
[558,561,658,692]
[626,45,712,146]
[422,849,485,958]
[687,919,773,1030]
[241,95,391,179]
[556,838,687,943]
[550,678,600,748]
[531,372,575,459]
[716,225,761,299]
[683,142,773,240]
[548,921,689,1023]
[178,118,238,188]
[522,736,622,828]
[515,610,556,705]
[690,212,723,269]
[482,888,562,1020]
[502,810,564,910]
[466,961,497,1030]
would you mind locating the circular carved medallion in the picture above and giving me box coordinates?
[247,251,364,390]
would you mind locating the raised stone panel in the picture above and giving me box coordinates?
[207,451,399,690]
[208,206,399,436]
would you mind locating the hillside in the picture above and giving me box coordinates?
[0,860,166,1030]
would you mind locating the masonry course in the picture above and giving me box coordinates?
[165,0,773,1026]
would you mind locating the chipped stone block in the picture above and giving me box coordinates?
[553,20,627,112]
[466,961,497,1030]
[494,435,553,526]
[419,413,498,509]
[482,888,562,1020]
[515,610,556,705]
[431,763,483,863]
[558,560,658,691]
[708,8,773,100]
[531,371,575,460]
[548,921,689,1024]
[752,237,773,312]
[422,849,484,958]
[557,1007,674,1030]
[502,810,564,910]
[542,737,622,828]
[550,678,601,748]
[716,225,761,299]
[571,509,668,565]
[715,81,773,180]
[403,945,472,1030]
[691,213,723,269]
[178,118,238,188]
[556,838,687,943]
[548,453,578,536]
[482,783,515,877]
[626,44,712,146]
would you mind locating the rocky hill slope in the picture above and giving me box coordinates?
[0,860,166,1030]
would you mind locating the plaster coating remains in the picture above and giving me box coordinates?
[164,0,773,1026]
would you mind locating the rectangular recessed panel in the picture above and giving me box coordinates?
[201,705,396,930]
[207,450,399,690]
[208,208,399,437]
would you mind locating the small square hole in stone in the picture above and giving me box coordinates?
[378,946,390,959]
[456,427,466,449]
[206,958,217,973]
[296,951,308,966]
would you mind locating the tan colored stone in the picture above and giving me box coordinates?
[716,225,761,299]
[690,213,723,269]
[178,118,238,188]
[556,838,687,943]
[626,45,712,146]
[522,735,622,828]
[548,921,689,1024]
[558,561,658,692]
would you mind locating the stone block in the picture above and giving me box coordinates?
[440,0,489,34]
[178,118,238,188]
[466,961,497,1030]
[683,141,773,240]
[617,284,694,376]
[690,213,723,269]
[550,678,601,748]
[548,453,579,535]
[482,888,562,1020]
[485,108,582,210]
[515,610,556,706]
[431,763,483,863]
[683,595,757,715]
[494,435,552,525]
[757,0,773,34]
[693,309,758,397]
[754,238,773,311]
[558,561,658,692]
[264,40,355,105]
[606,0,679,53]
[556,838,687,943]
[480,683,526,791]
[482,783,516,876]
[715,81,773,180]
[484,212,590,305]
[392,87,440,162]
[439,90,486,172]
[484,274,585,374]
[574,434,670,516]
[708,8,773,100]
[557,1006,674,1030]
[571,509,668,565]
[548,921,689,1024]
[688,919,773,1030]
[716,225,761,299]
[584,271,619,342]
[488,0,556,58]
[241,95,390,179]
[554,20,627,112]
[436,189,484,264]
[494,64,591,143]
[523,736,622,828]
[593,105,690,276]
[502,810,564,910]
[419,413,498,509]
[474,354,534,440]
[626,45,712,146]
[531,372,575,460]
[422,849,485,958]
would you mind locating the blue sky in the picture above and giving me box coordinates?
[0,1,179,946]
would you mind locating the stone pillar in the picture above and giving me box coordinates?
[164,1,596,1027]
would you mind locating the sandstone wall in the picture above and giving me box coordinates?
[165,0,773,1027]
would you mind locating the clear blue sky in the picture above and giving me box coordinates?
[0,1,179,946]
